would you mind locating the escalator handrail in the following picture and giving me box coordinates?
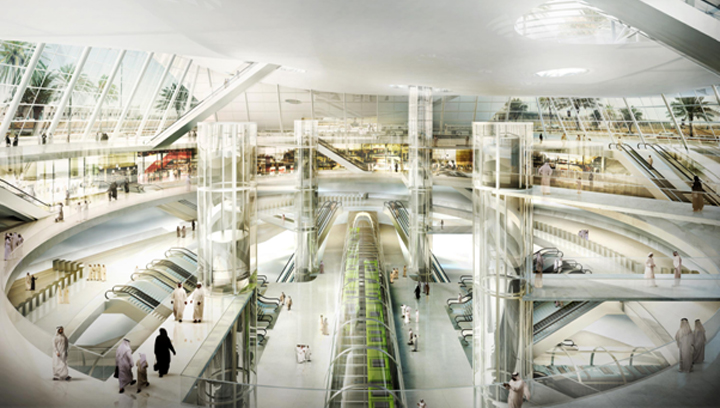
[317,138,369,170]
[105,285,157,310]
[164,247,198,261]
[650,144,720,206]
[148,259,193,279]
[0,177,52,210]
[131,271,175,290]
[621,144,687,202]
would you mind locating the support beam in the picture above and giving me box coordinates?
[82,50,126,140]
[622,97,647,144]
[156,58,192,133]
[0,43,45,139]
[147,62,279,148]
[111,52,154,140]
[136,54,176,138]
[408,85,433,283]
[47,46,91,139]
[294,119,319,282]
[472,122,534,408]
[587,0,720,75]
[184,65,200,114]
[662,93,690,150]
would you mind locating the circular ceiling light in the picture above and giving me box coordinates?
[535,68,588,78]
[284,99,301,104]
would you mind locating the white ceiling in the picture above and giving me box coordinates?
[1,0,718,96]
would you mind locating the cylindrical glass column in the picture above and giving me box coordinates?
[472,123,533,408]
[294,120,319,282]
[197,122,257,294]
[408,85,433,282]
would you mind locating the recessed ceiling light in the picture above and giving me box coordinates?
[279,66,306,73]
[535,68,588,78]
[285,99,301,105]
[389,84,407,89]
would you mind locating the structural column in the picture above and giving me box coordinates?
[294,120,319,282]
[197,122,257,294]
[408,85,433,282]
[472,123,534,407]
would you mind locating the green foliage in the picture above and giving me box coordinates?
[619,106,642,132]
[669,97,719,138]
[155,83,197,117]
[0,41,34,84]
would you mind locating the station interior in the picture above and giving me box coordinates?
[1,1,720,407]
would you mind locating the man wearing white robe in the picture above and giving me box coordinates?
[53,327,71,381]
[115,338,135,393]
[25,273,31,291]
[675,318,694,373]
[538,162,553,195]
[190,283,206,323]
[171,283,187,322]
[673,251,682,286]
[644,253,657,288]
[693,319,706,364]
[504,372,531,408]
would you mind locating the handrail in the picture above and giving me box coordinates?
[620,144,688,202]
[0,177,52,210]
[131,271,175,290]
[146,62,257,144]
[165,247,198,261]
[650,143,720,206]
[589,346,628,385]
[317,138,370,171]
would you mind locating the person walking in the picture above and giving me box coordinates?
[30,274,37,291]
[153,328,176,377]
[287,296,293,311]
[136,353,149,393]
[538,161,553,195]
[115,338,135,393]
[279,292,286,306]
[181,226,186,238]
[647,155,654,169]
[25,273,31,291]
[503,372,531,408]
[414,284,421,300]
[538,133,543,144]
[417,399,427,408]
[673,251,682,286]
[190,283,206,323]
[693,319,706,364]
[170,283,187,322]
[644,252,657,287]
[53,327,71,381]
[691,176,705,212]
[675,318,694,373]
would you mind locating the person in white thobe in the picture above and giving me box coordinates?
[644,252,657,287]
[101,265,107,281]
[538,162,553,195]
[693,319,706,364]
[190,283,206,323]
[673,251,682,286]
[53,327,71,381]
[25,273,31,291]
[4,236,11,261]
[171,283,187,322]
[115,338,135,392]
[554,256,563,273]
[675,318,694,373]
[504,372,531,408]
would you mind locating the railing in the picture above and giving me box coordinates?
[0,177,52,211]
[145,62,256,145]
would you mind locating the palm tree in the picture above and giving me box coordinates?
[507,98,528,121]
[669,97,719,138]
[155,83,196,118]
[0,41,34,84]
[20,61,58,122]
[94,74,119,132]
[619,106,643,133]
[53,64,90,137]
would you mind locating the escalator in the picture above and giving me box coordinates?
[276,201,341,282]
[147,259,197,286]
[648,143,720,206]
[616,143,689,202]
[533,301,602,343]
[0,177,53,221]
[317,138,370,173]
[383,201,451,283]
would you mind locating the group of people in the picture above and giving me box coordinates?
[107,180,129,201]
[402,304,420,352]
[414,282,430,300]
[75,200,90,221]
[86,264,107,281]
[24,272,38,291]
[4,231,24,260]
[389,267,401,283]
[114,328,176,393]
[296,344,312,363]
[644,251,685,287]
[675,318,706,373]
[170,282,206,323]
[5,133,18,147]
[279,292,293,311]
[577,229,589,240]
